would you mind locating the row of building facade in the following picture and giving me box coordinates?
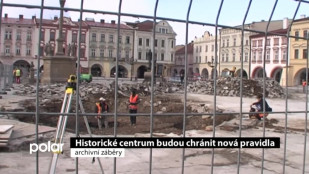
[0,14,176,80]
[190,17,309,86]
[0,14,308,86]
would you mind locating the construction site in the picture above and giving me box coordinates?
[0,0,309,174]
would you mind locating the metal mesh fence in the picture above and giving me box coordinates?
[0,0,308,174]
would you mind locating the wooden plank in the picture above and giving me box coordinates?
[0,129,13,140]
[0,125,14,133]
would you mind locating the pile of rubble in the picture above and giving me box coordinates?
[10,77,284,106]
[187,77,285,98]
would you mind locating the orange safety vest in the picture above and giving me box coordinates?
[129,94,139,110]
[96,102,102,114]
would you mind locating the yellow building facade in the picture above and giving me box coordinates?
[281,18,309,86]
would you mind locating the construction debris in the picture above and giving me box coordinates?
[0,125,14,147]
[188,78,285,98]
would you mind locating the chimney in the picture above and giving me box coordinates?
[54,16,58,20]
[300,14,306,19]
[100,19,105,23]
[283,17,288,29]
[4,13,8,18]
[19,15,23,20]
[111,20,115,24]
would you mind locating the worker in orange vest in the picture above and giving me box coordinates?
[128,89,140,126]
[95,101,102,130]
[302,80,307,93]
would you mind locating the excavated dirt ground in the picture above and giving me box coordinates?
[15,93,235,135]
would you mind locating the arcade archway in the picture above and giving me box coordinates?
[91,64,102,77]
[111,65,128,78]
[137,65,148,78]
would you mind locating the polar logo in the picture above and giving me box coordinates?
[30,141,64,154]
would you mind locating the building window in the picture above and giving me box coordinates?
[39,46,44,56]
[40,30,45,41]
[91,48,96,57]
[100,49,104,58]
[258,51,262,60]
[253,40,257,47]
[303,49,307,59]
[139,38,142,46]
[199,46,202,52]
[72,33,77,43]
[227,39,229,47]
[232,53,235,62]
[266,39,270,46]
[91,33,96,42]
[245,52,248,62]
[27,31,32,41]
[282,38,287,45]
[118,50,122,58]
[161,40,165,47]
[258,40,262,47]
[295,31,299,41]
[26,46,31,56]
[222,40,225,47]
[155,39,157,47]
[109,35,114,43]
[274,50,279,60]
[211,45,214,52]
[304,30,308,38]
[171,40,174,48]
[146,39,150,47]
[138,52,142,60]
[253,51,256,61]
[282,50,286,60]
[49,31,55,41]
[245,40,249,46]
[199,56,201,63]
[16,31,21,41]
[81,34,86,43]
[80,48,85,57]
[118,36,122,44]
[5,30,12,40]
[274,38,279,46]
[109,49,113,57]
[101,34,105,42]
[196,46,198,53]
[233,38,236,46]
[161,53,164,61]
[295,49,299,59]
[5,45,10,55]
[226,53,229,62]
[266,50,270,60]
[126,36,130,44]
[171,54,174,62]
[16,46,20,55]
[206,45,208,52]
[221,54,224,62]
[125,50,129,59]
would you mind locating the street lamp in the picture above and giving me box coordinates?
[56,0,66,55]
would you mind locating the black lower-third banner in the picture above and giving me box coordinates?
[70,137,280,148]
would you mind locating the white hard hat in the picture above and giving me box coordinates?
[99,97,105,101]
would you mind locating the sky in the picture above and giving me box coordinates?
[2,0,309,45]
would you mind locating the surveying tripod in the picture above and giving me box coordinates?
[49,75,104,174]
